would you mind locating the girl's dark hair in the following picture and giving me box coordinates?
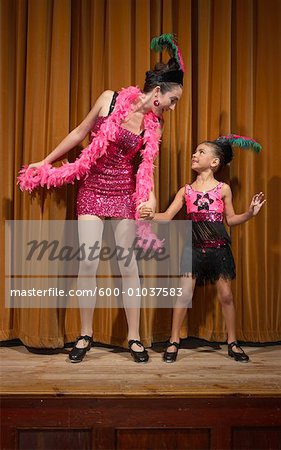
[143,58,183,94]
[204,139,233,171]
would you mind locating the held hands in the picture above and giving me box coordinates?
[137,191,156,220]
[139,206,155,220]
[249,192,266,216]
[137,202,156,220]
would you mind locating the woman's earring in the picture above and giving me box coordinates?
[153,100,160,107]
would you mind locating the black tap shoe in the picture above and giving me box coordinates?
[228,341,249,363]
[163,340,180,363]
[128,339,149,363]
[69,335,93,363]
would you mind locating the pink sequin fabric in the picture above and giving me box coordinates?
[185,182,225,220]
[77,116,143,218]
[184,181,230,249]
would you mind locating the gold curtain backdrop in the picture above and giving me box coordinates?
[1,0,280,347]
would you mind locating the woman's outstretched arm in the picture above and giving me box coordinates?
[29,90,114,168]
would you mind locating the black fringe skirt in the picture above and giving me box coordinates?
[180,243,236,286]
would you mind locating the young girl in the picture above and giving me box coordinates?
[140,136,266,363]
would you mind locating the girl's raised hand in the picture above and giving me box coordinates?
[249,192,266,216]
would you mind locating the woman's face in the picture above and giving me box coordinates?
[153,85,183,115]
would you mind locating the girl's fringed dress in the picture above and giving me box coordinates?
[181,182,236,285]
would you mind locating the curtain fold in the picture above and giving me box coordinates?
[1,0,280,347]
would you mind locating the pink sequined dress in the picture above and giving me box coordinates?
[77,95,143,218]
[181,182,236,284]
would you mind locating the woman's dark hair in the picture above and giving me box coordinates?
[204,139,233,171]
[143,57,183,94]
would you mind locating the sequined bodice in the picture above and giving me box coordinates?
[185,182,224,222]
[184,182,230,247]
[77,115,143,218]
[81,116,143,191]
[91,116,143,157]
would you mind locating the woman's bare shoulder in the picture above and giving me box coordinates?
[101,89,115,99]
[97,90,116,115]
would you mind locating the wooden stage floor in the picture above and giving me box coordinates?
[1,341,281,397]
[1,341,281,450]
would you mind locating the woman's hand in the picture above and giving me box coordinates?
[139,206,155,220]
[249,192,266,216]
[28,160,48,169]
[137,199,156,220]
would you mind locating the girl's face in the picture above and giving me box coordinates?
[191,144,219,172]
[152,85,183,115]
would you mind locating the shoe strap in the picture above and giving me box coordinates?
[76,335,92,343]
[166,340,180,349]
[228,341,244,353]
[128,339,144,349]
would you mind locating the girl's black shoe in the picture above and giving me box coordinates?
[128,339,149,363]
[69,335,93,363]
[163,340,180,363]
[228,341,249,363]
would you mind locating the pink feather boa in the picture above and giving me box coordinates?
[18,86,164,249]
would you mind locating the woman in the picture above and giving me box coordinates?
[18,34,184,363]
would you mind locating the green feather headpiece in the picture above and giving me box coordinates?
[217,134,262,153]
[150,33,185,72]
